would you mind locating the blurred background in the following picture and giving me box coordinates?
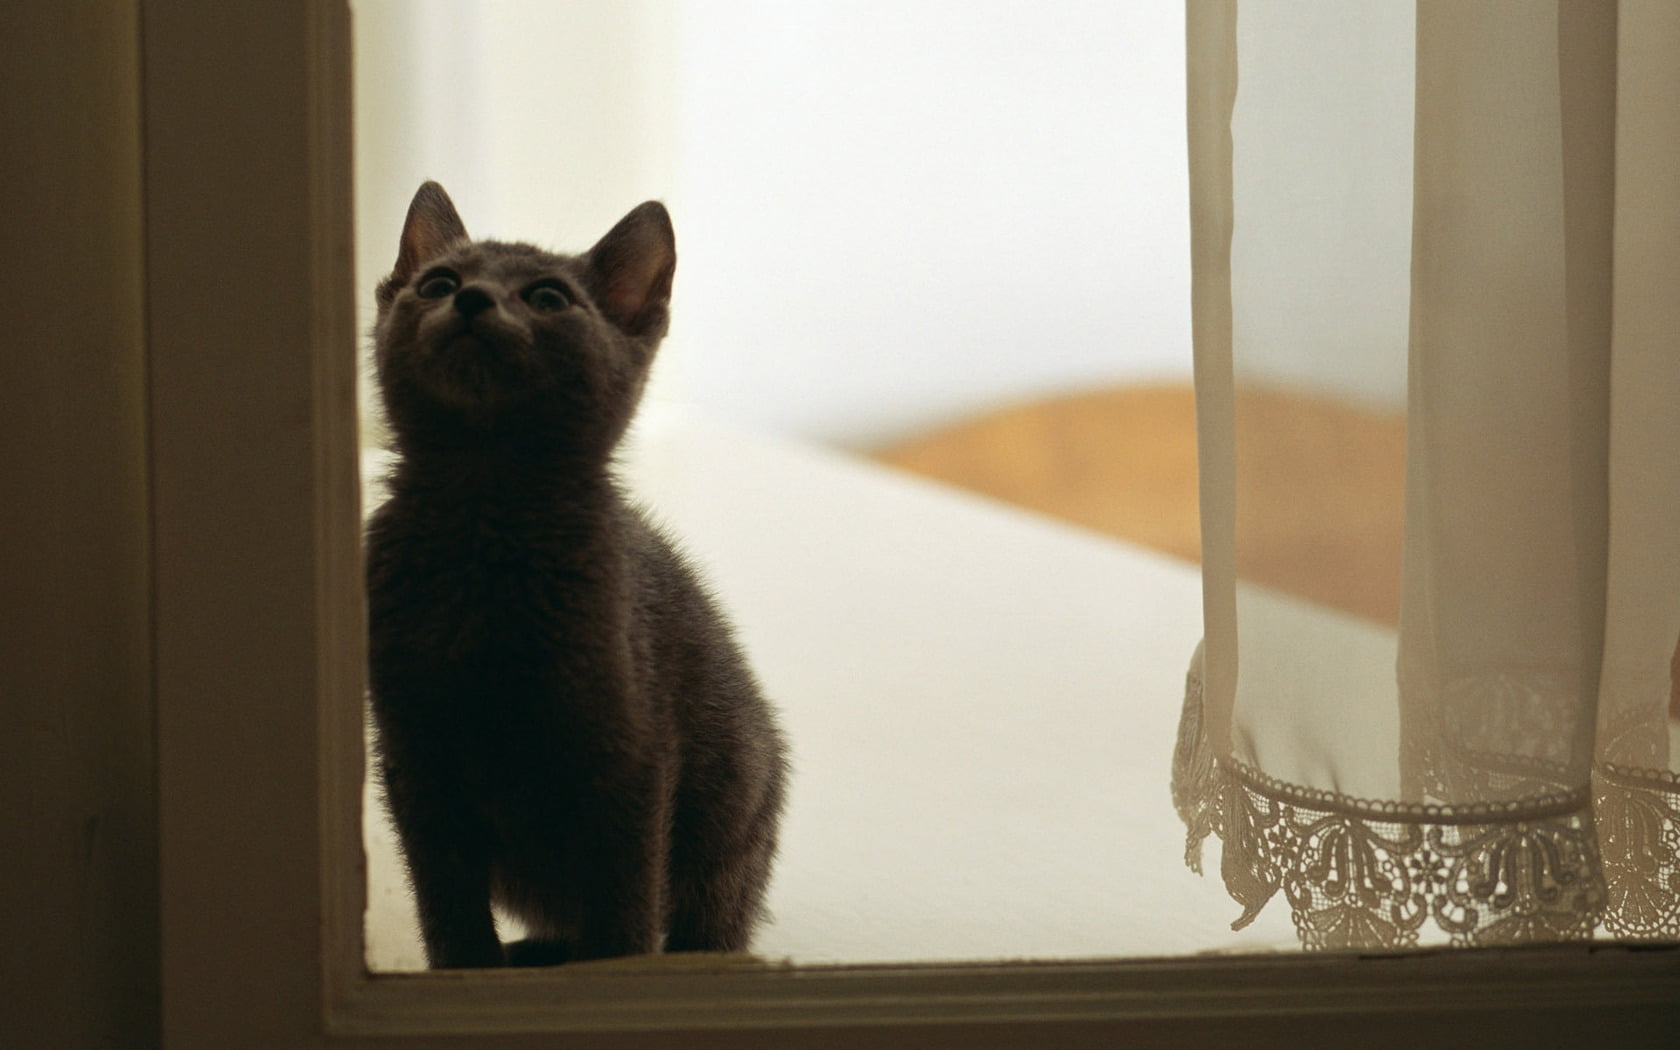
[353,0,1415,624]
[352,0,1194,448]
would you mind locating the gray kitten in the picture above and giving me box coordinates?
[365,181,788,967]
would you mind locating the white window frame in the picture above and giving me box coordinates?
[146,2,1680,1045]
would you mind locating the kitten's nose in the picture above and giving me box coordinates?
[453,285,496,319]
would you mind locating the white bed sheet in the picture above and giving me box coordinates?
[362,411,1316,968]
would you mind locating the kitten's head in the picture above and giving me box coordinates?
[373,181,676,458]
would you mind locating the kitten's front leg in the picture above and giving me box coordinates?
[571,775,668,961]
[381,757,504,968]
[410,860,503,969]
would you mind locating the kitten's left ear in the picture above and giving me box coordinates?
[379,181,469,304]
[585,202,676,337]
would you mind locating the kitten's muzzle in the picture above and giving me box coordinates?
[453,285,496,319]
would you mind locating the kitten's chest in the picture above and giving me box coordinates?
[369,498,616,664]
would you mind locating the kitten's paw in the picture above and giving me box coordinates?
[505,937,575,967]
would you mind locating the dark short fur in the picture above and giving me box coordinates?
[366,182,788,968]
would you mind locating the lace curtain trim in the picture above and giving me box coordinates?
[1173,662,1680,950]
[1597,762,1680,940]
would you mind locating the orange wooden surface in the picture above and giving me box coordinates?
[873,383,1406,625]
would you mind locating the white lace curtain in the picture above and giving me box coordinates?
[1174,0,1680,949]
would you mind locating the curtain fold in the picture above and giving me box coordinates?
[1174,0,1679,949]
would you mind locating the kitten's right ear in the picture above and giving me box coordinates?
[584,201,676,337]
[378,181,469,304]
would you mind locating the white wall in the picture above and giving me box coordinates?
[353,0,680,322]
[666,1,1192,445]
[355,1,1194,447]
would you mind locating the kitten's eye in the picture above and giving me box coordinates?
[523,283,572,313]
[417,271,459,299]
